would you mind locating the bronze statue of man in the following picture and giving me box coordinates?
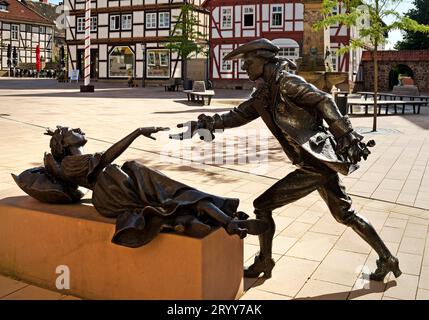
[171,38,401,282]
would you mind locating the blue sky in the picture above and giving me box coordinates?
[384,0,415,49]
[47,0,415,49]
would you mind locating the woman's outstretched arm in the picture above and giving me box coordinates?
[98,127,169,168]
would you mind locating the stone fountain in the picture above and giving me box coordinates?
[297,0,349,93]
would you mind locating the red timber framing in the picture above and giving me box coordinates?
[204,0,352,82]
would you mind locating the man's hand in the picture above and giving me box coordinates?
[139,127,170,140]
[336,131,376,164]
[169,114,215,141]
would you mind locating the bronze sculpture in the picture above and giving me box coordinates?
[12,126,268,248]
[170,38,401,281]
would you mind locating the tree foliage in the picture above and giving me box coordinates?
[314,0,429,131]
[395,0,429,49]
[315,0,429,54]
[164,4,208,61]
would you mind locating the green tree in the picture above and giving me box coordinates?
[315,0,429,131]
[395,0,429,50]
[165,4,208,81]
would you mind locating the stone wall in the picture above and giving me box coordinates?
[360,50,429,93]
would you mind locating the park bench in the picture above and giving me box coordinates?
[164,78,182,92]
[347,98,428,115]
[183,81,215,106]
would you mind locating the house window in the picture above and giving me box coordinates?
[109,46,135,77]
[221,50,232,72]
[146,49,170,78]
[110,15,121,31]
[90,16,98,31]
[39,26,45,33]
[11,25,19,40]
[331,49,338,71]
[277,47,298,62]
[243,6,254,28]
[25,24,31,33]
[122,14,132,30]
[0,3,8,11]
[239,58,245,71]
[148,51,156,66]
[158,12,170,28]
[221,7,232,29]
[271,5,283,27]
[159,52,168,66]
[145,12,157,29]
[77,17,85,32]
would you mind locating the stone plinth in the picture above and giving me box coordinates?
[299,0,330,72]
[392,85,420,96]
[0,196,244,300]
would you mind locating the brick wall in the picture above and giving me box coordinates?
[361,50,429,92]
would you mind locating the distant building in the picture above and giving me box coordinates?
[0,0,56,74]
[25,0,66,52]
[65,0,209,84]
[203,0,364,89]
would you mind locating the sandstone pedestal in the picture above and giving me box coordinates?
[297,0,349,92]
[392,85,420,96]
[0,196,244,300]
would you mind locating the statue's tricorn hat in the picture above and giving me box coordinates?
[224,38,280,60]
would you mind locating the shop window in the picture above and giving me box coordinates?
[109,46,135,77]
[146,49,170,78]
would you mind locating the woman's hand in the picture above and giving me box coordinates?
[43,152,61,177]
[139,127,170,140]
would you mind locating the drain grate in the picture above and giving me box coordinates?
[354,127,402,135]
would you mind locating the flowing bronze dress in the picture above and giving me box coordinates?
[14,153,239,248]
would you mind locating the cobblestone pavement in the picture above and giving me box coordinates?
[1,79,429,300]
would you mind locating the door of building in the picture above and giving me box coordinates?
[77,49,98,79]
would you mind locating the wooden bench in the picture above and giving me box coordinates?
[183,81,215,106]
[164,78,182,92]
[347,99,428,115]
[358,91,429,104]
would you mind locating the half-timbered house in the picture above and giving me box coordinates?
[0,0,55,74]
[65,0,209,84]
[203,0,363,89]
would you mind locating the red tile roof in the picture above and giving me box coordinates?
[0,0,54,25]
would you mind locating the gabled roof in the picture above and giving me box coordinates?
[25,1,64,37]
[0,0,54,26]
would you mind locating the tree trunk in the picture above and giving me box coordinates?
[183,57,188,80]
[372,0,379,132]
[373,46,378,132]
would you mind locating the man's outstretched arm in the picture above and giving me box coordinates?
[170,88,266,140]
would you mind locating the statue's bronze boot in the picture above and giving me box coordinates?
[226,219,268,238]
[370,256,402,281]
[243,253,275,278]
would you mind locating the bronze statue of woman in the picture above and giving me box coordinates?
[12,126,267,248]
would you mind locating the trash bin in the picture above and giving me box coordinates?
[334,92,348,116]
